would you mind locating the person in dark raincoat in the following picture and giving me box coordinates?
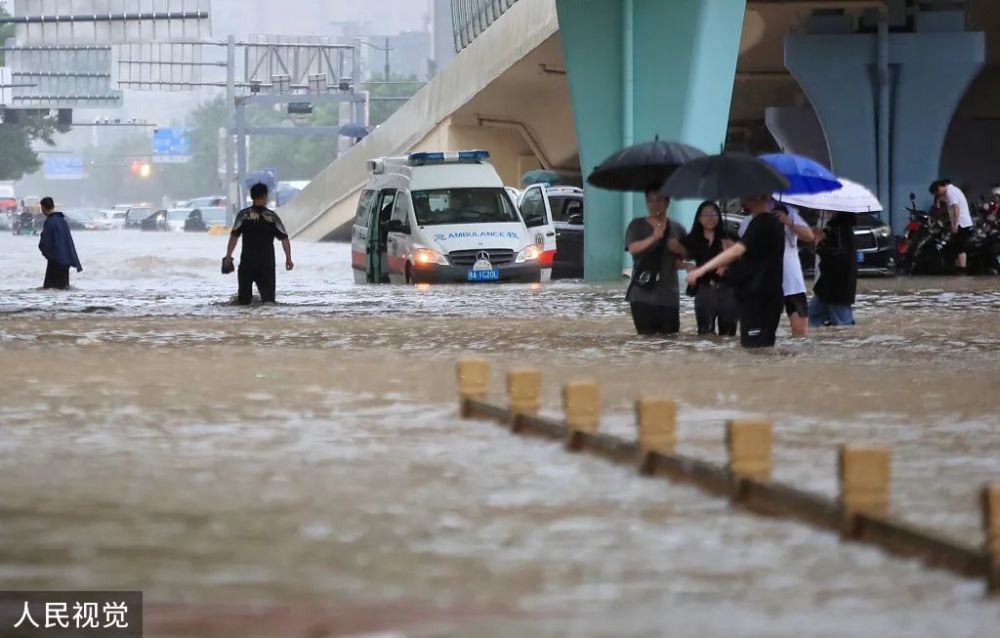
[37,197,83,290]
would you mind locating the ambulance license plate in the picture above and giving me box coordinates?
[468,269,500,281]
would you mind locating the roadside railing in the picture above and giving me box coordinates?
[451,0,521,52]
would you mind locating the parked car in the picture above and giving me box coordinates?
[197,206,228,228]
[180,195,226,209]
[139,209,171,232]
[166,208,194,232]
[64,209,114,231]
[123,207,155,229]
[100,209,128,229]
[518,185,585,280]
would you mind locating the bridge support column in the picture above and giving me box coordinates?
[556,0,745,281]
[786,27,984,233]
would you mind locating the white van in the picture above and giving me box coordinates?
[351,150,542,284]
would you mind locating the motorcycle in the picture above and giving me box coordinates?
[899,192,1000,275]
[12,211,37,236]
[966,204,1000,274]
[896,193,952,275]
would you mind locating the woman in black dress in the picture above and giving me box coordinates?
[683,201,739,335]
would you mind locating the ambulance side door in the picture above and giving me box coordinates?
[517,185,556,281]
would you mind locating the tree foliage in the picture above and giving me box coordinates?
[367,74,424,127]
[0,6,71,182]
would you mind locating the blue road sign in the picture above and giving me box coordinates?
[152,128,193,163]
[43,156,85,180]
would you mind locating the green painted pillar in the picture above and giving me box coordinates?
[556,0,746,281]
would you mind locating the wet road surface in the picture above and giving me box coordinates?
[1,231,998,637]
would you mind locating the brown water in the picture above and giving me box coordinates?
[1,232,999,637]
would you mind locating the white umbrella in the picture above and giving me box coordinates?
[775,177,882,214]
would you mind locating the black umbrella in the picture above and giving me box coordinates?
[660,153,790,200]
[587,136,706,192]
[339,122,370,139]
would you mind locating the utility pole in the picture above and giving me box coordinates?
[225,34,236,226]
[384,37,391,79]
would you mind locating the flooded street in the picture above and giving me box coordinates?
[1,230,999,637]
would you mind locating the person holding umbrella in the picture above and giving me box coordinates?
[587,137,705,336]
[624,186,689,335]
[687,194,785,348]
[738,202,815,337]
[659,152,791,348]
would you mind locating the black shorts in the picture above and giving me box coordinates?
[740,297,783,349]
[950,226,973,254]
[630,303,680,336]
[784,292,808,317]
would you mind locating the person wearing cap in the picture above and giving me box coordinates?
[688,194,785,348]
[37,196,82,290]
[223,183,294,304]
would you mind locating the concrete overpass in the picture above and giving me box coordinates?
[279,0,566,244]
[278,0,998,280]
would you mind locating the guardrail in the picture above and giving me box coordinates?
[451,0,521,52]
[456,358,1000,596]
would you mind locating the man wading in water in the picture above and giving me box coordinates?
[223,183,294,304]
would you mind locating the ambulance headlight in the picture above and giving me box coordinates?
[414,247,448,266]
[515,245,541,263]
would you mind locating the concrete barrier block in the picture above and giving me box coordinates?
[636,397,677,454]
[507,368,541,417]
[456,359,489,403]
[839,444,891,516]
[726,419,772,482]
[563,380,599,433]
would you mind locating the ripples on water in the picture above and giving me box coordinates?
[1,231,999,636]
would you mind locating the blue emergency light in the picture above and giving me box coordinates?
[408,149,490,165]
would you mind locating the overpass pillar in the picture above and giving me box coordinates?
[786,20,984,233]
[555,0,745,281]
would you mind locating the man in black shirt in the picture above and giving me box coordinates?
[687,194,785,348]
[224,183,294,305]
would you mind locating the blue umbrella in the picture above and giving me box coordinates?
[759,153,841,195]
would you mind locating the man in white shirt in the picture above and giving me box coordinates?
[738,202,816,336]
[933,179,974,272]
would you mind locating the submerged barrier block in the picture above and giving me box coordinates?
[456,359,489,417]
[563,381,599,449]
[839,444,891,535]
[507,368,542,419]
[457,358,489,399]
[985,483,1000,594]
[636,398,677,473]
[726,419,772,483]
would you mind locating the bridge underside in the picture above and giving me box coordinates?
[280,0,998,279]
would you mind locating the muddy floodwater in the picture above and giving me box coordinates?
[1,231,999,637]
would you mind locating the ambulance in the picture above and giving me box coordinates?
[351,150,546,284]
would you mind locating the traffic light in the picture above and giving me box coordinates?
[130,160,152,178]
